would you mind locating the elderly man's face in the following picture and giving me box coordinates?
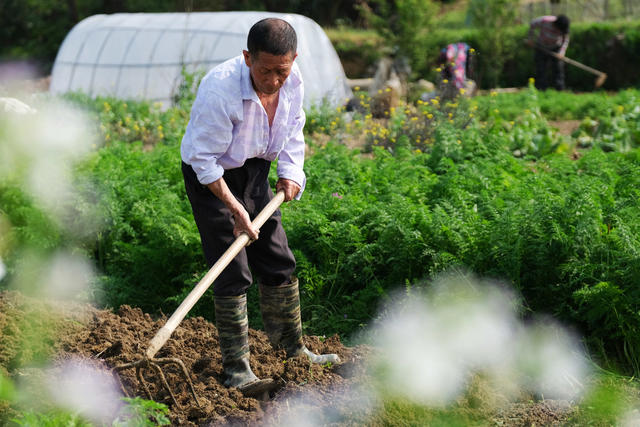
[243,50,297,96]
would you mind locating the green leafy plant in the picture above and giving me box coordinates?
[12,410,92,427]
[112,397,170,426]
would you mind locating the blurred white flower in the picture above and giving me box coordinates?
[47,358,123,423]
[514,321,588,400]
[367,273,591,406]
[264,383,377,427]
[40,251,95,299]
[0,97,37,114]
[0,98,97,222]
[0,256,6,281]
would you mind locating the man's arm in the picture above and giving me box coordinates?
[276,178,301,202]
[183,85,258,239]
[207,178,259,240]
[558,33,569,56]
[277,68,306,202]
[527,16,544,45]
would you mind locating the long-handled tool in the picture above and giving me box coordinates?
[534,44,607,88]
[113,190,286,407]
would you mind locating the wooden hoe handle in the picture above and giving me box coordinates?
[533,43,607,87]
[145,190,286,359]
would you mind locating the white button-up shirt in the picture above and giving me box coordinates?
[181,55,306,196]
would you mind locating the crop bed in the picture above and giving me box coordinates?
[0,290,577,426]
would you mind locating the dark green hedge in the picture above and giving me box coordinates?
[332,20,640,91]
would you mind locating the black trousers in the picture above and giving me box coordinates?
[182,159,296,296]
[534,46,565,91]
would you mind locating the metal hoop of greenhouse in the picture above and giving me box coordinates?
[50,11,352,109]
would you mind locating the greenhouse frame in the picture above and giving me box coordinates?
[50,12,352,108]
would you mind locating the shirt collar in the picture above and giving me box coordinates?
[240,61,259,102]
[240,58,292,104]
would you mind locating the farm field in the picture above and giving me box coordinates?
[2,288,626,426]
[1,85,640,424]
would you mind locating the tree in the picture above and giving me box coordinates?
[467,0,519,88]
[359,0,439,76]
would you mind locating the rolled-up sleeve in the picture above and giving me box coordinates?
[181,89,234,185]
[277,81,306,199]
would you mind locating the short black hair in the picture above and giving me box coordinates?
[247,18,297,58]
[554,15,570,34]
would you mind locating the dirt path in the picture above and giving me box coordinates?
[0,291,575,425]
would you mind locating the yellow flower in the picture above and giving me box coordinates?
[443,79,449,84]
[435,67,442,72]
[354,86,360,91]
[528,77,535,84]
[469,48,475,53]
[490,91,497,97]
[157,125,163,131]
[494,109,499,114]
[385,87,391,92]
[427,113,433,119]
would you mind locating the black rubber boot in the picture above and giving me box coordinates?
[259,279,340,364]
[214,294,276,397]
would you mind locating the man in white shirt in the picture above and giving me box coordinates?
[181,18,338,397]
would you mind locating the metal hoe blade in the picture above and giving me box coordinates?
[113,357,201,408]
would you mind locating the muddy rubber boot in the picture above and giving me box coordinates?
[214,294,276,398]
[259,279,340,364]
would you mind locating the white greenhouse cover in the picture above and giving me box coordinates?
[50,12,351,108]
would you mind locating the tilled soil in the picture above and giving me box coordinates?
[0,290,575,426]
